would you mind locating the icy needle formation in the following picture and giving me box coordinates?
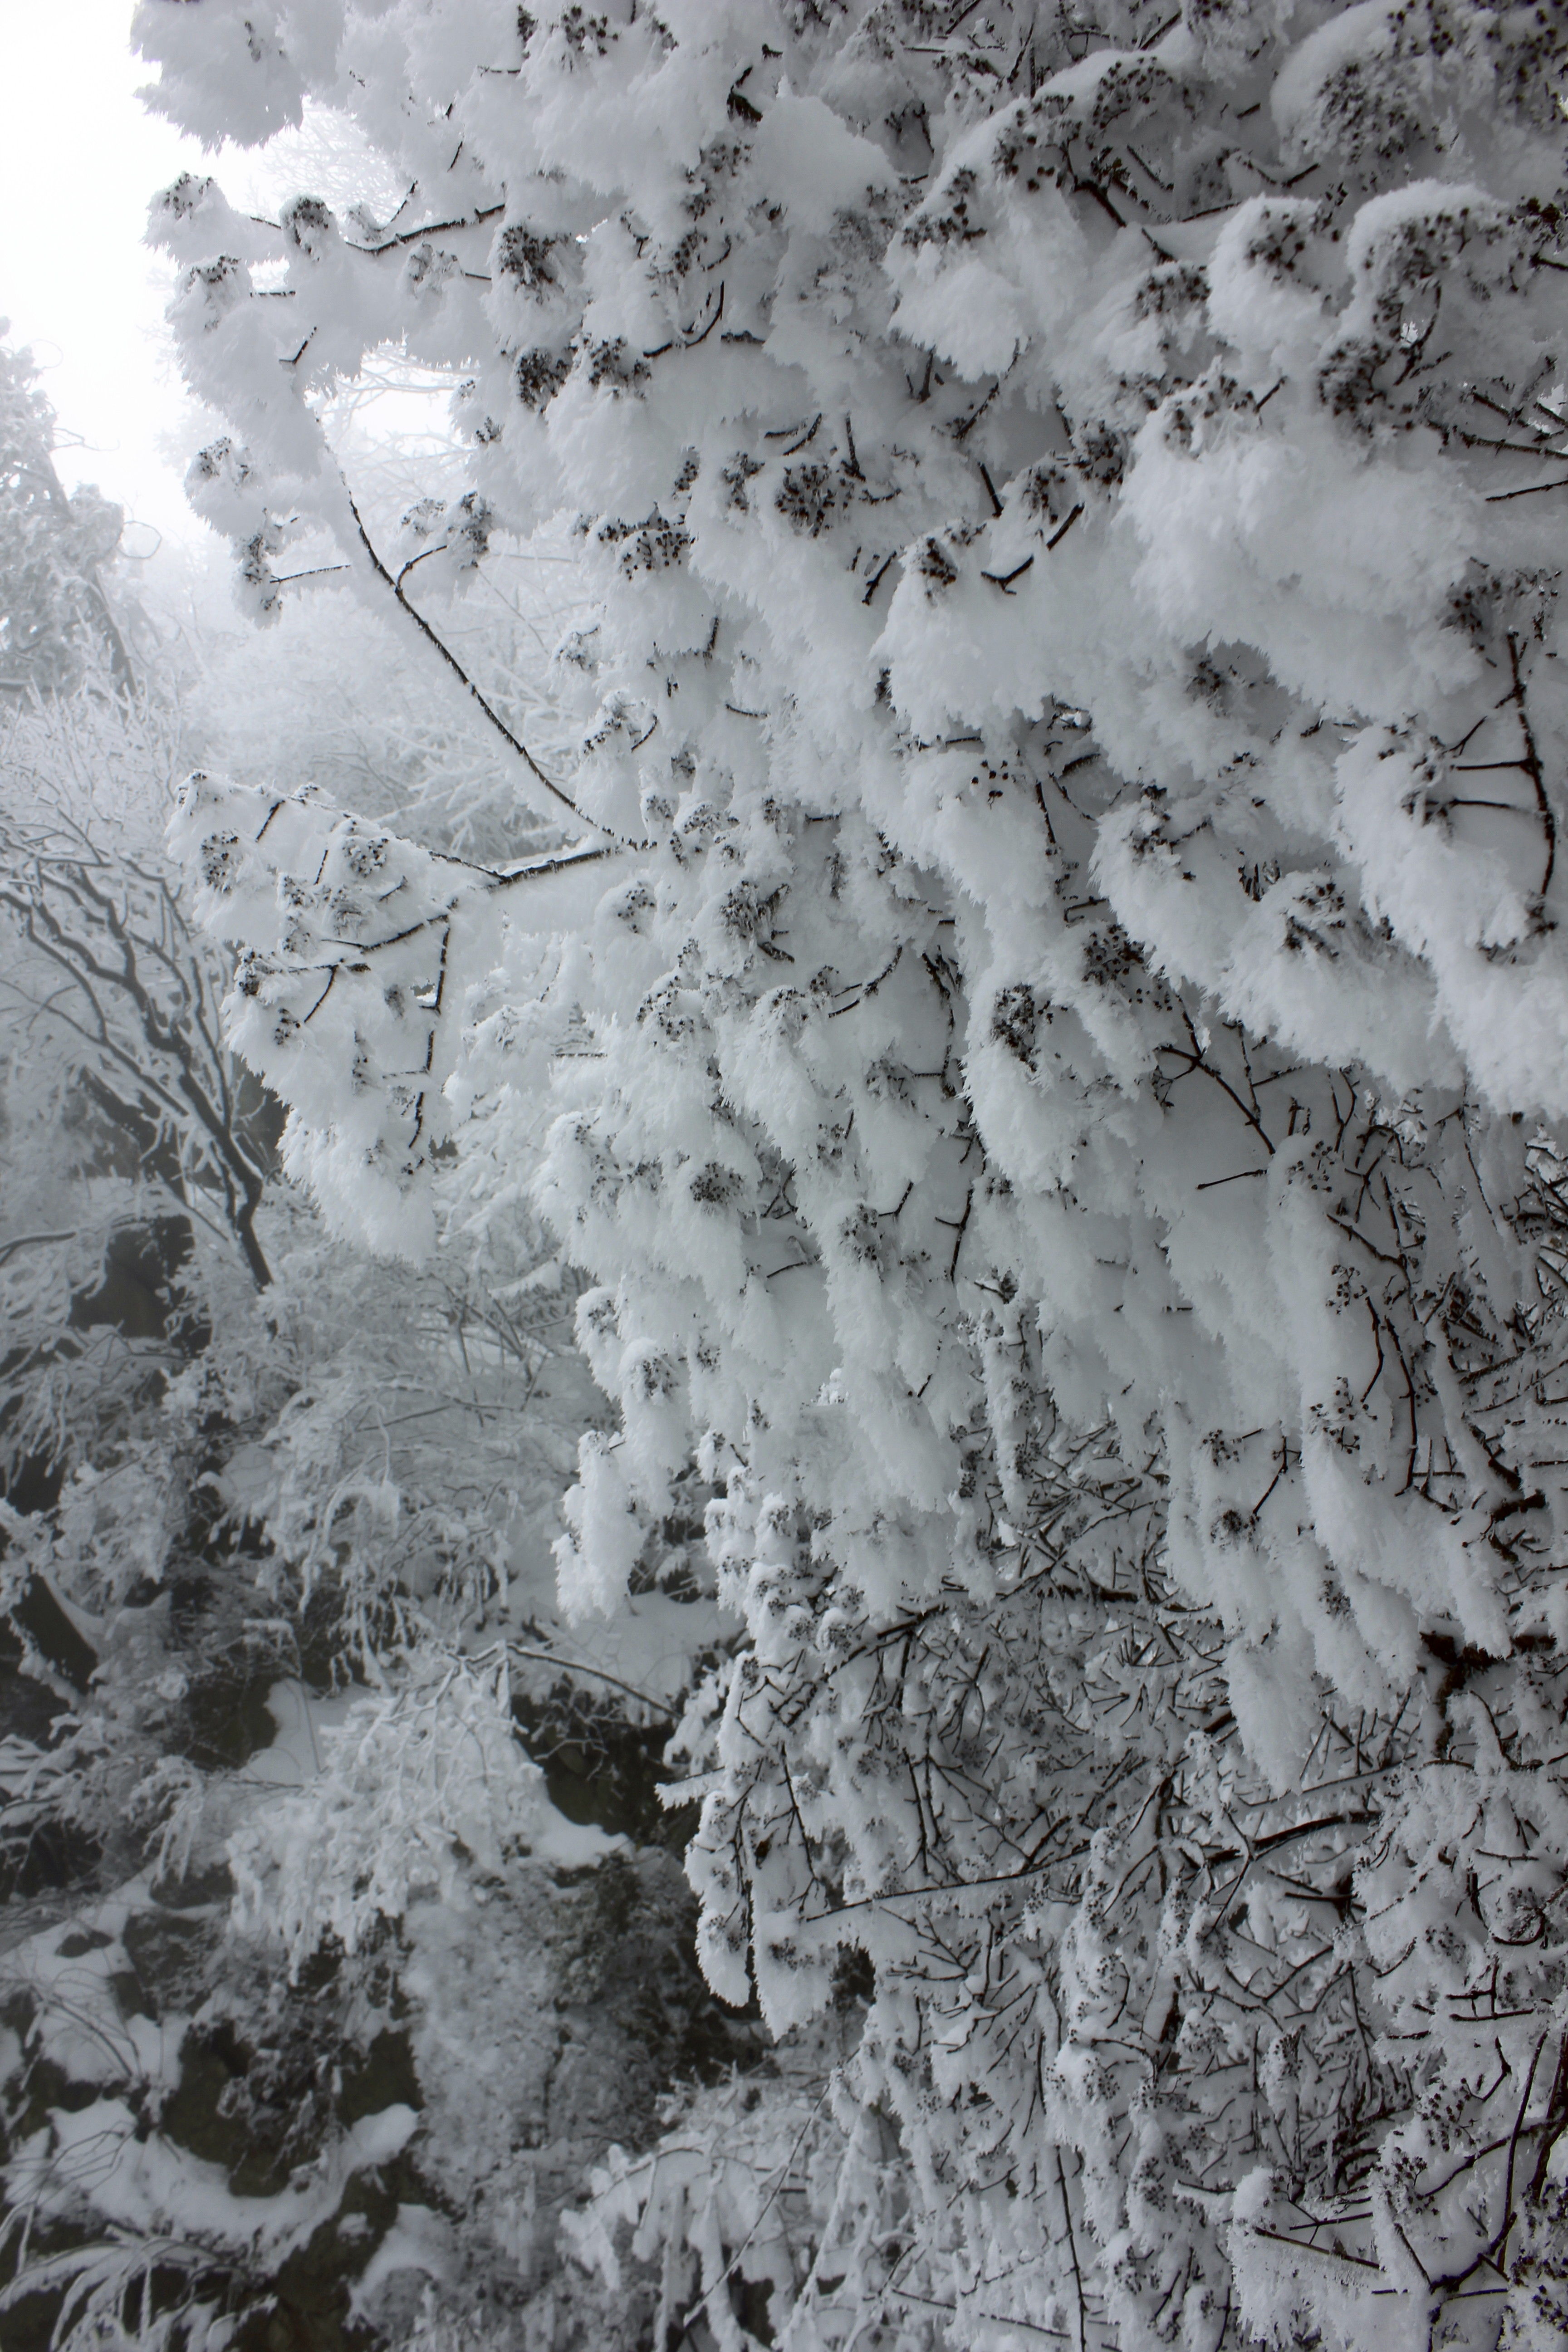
[147,0,1568,2340]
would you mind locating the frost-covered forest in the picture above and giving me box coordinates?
[4,1,1568,2347]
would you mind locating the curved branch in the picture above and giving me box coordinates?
[343,486,621,838]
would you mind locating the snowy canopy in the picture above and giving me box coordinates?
[147,2,1568,2344]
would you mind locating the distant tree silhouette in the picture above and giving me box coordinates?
[0,332,135,698]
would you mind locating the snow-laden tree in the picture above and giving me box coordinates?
[0,682,277,1306]
[0,335,135,699]
[142,0,1568,2342]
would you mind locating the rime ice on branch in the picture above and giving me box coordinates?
[147,1,1568,2342]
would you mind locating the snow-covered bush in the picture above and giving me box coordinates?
[145,0,1568,2342]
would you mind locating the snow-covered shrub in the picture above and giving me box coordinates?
[226,1656,547,1975]
[146,0,1568,2341]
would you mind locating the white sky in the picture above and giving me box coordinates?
[0,1,218,550]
